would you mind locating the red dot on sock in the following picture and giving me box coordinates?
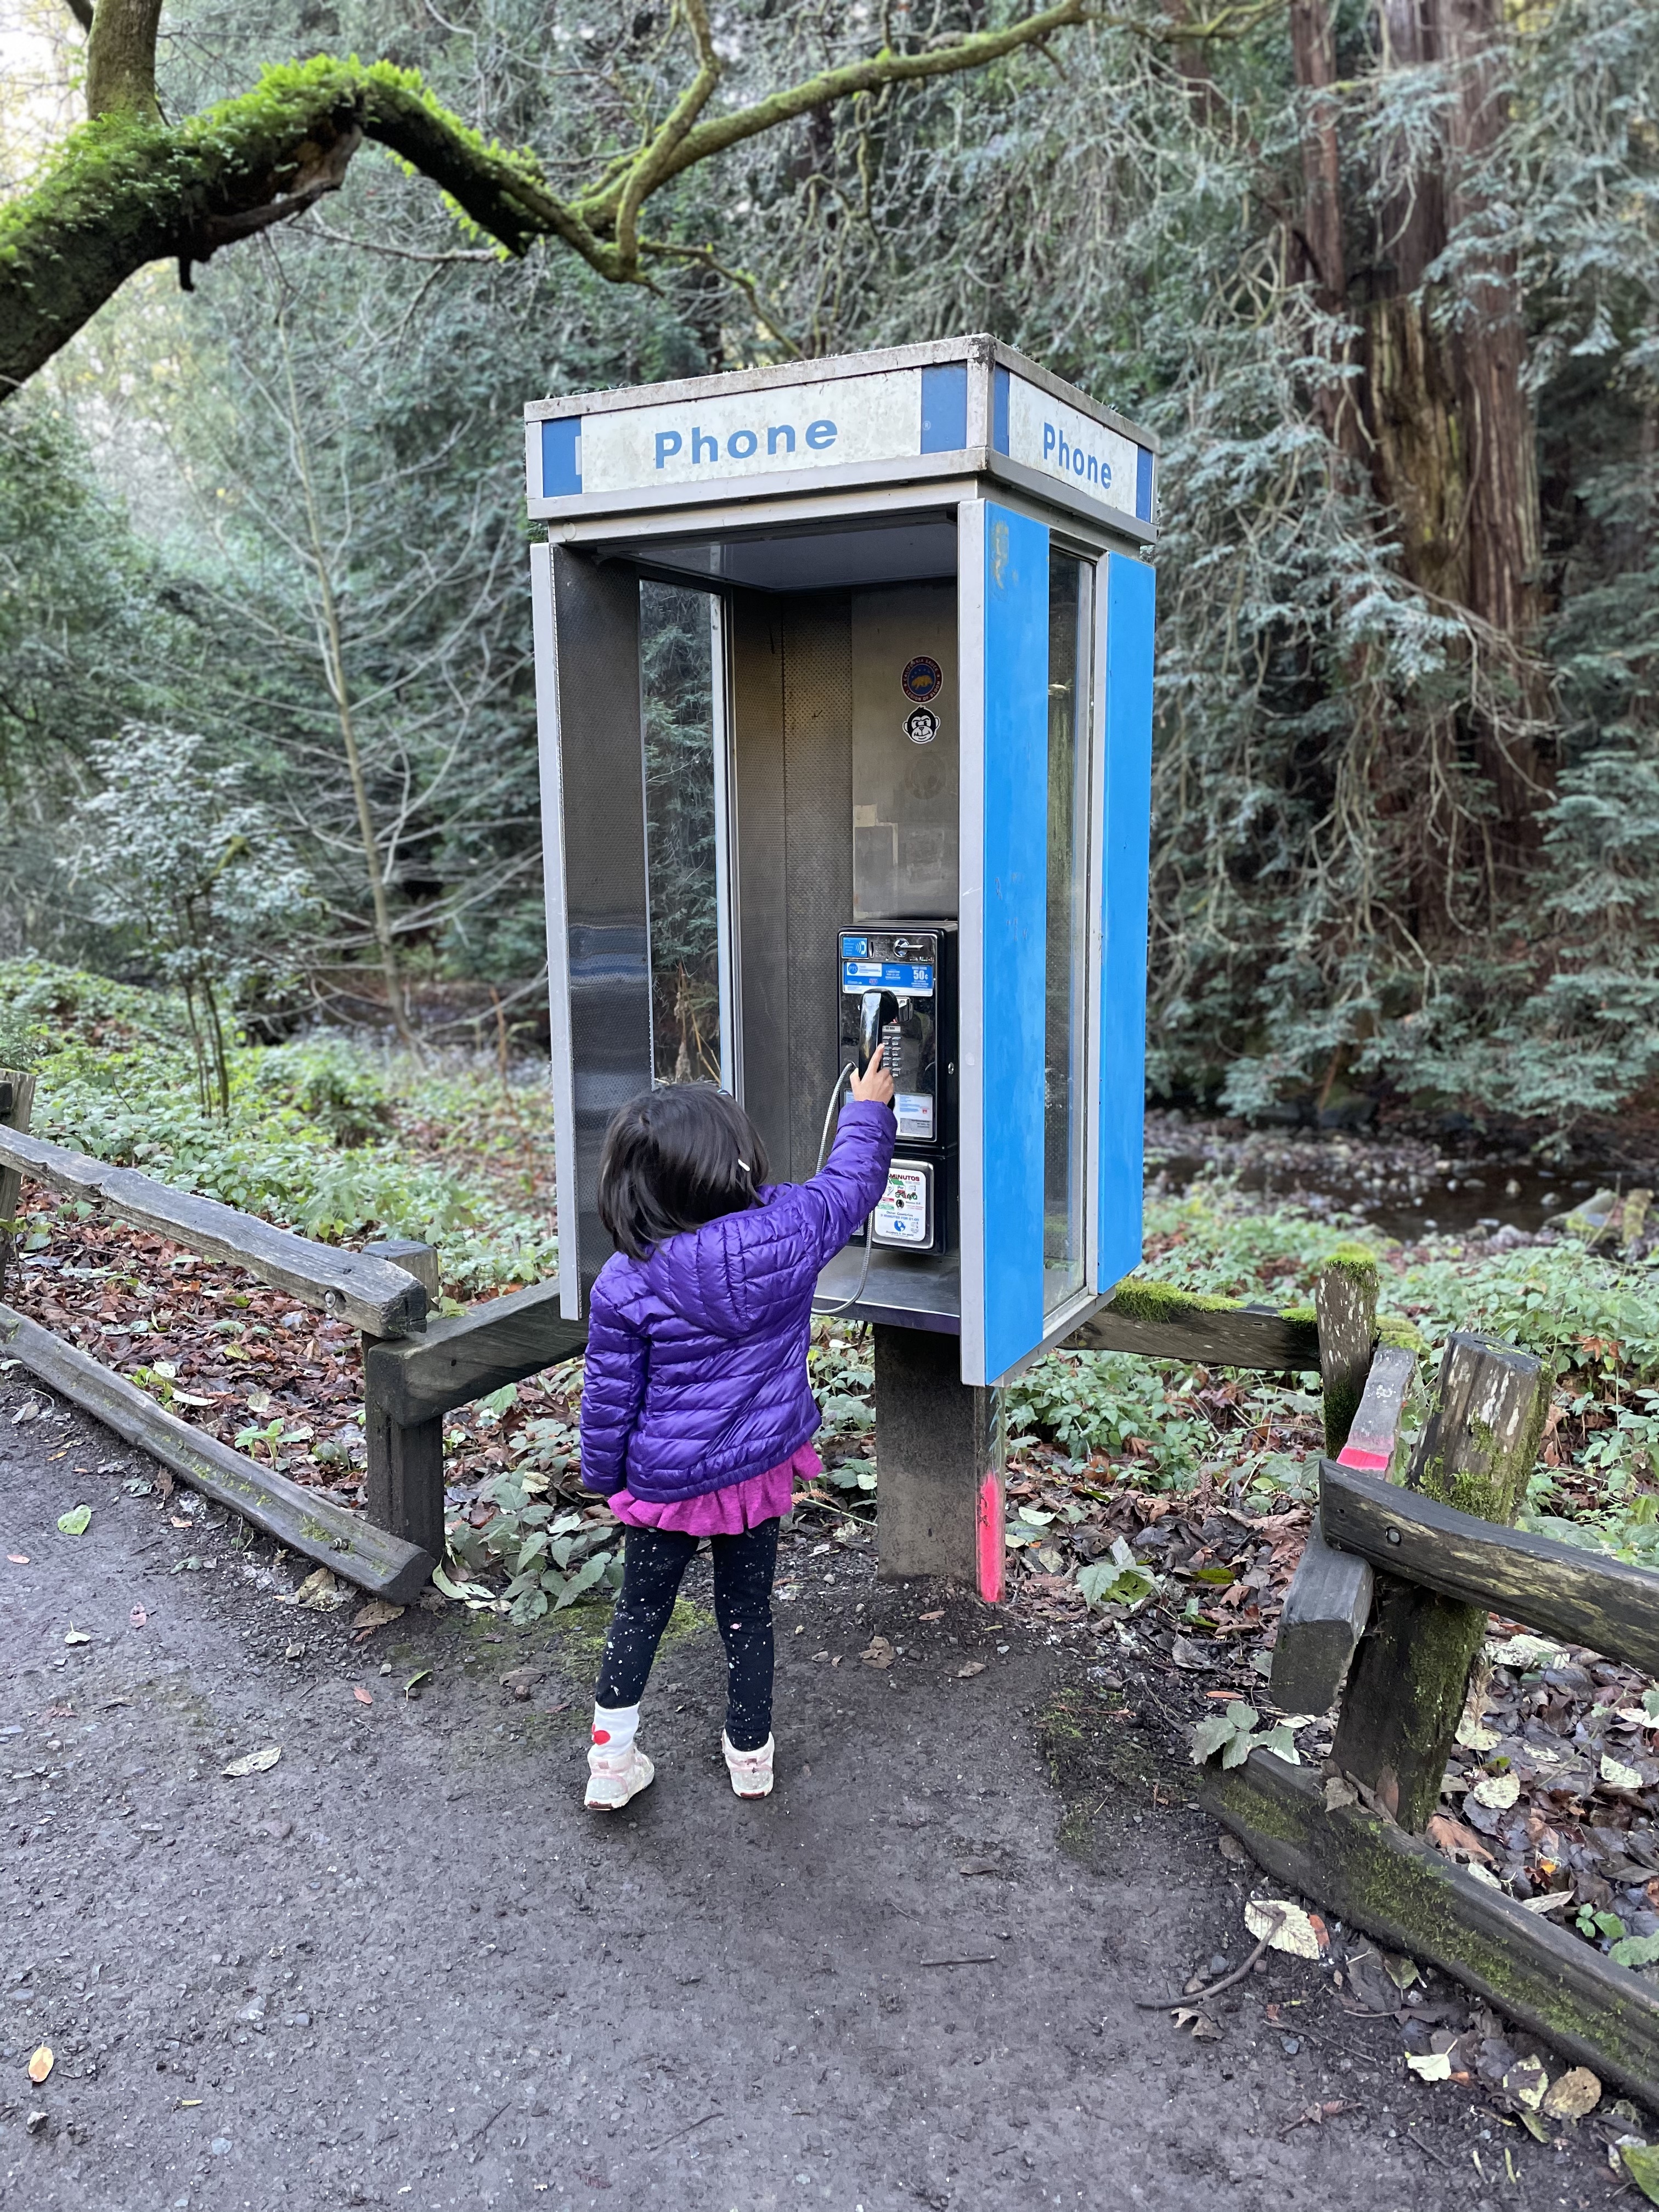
[592,1729,611,1744]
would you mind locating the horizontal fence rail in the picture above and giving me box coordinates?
[0,1124,428,1339]
[0,1304,433,1601]
[1321,1459,1659,1682]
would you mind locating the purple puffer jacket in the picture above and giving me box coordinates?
[578,1101,896,1504]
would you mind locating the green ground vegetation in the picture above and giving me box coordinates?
[4,959,556,1294]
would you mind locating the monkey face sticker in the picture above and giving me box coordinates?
[904,706,939,745]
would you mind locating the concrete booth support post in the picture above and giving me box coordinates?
[524,337,1158,1607]
[874,1325,1006,1600]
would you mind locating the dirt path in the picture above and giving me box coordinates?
[0,1389,1620,2211]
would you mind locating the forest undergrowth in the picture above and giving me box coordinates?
[6,961,1659,1991]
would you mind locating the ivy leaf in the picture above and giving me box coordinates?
[1190,1713,1239,1765]
[1258,1723,1302,1765]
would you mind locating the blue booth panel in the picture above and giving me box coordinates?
[963,502,1051,1385]
[1096,551,1155,1293]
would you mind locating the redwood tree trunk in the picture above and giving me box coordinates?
[1354,0,1551,888]
[1289,0,1360,456]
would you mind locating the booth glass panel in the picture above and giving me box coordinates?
[640,581,722,1085]
[1043,550,1094,1314]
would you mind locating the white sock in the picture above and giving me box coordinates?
[591,1702,639,1756]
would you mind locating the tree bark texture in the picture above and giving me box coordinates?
[1289,0,1344,314]
[1358,0,1552,874]
[86,0,166,120]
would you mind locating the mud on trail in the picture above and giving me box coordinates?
[0,1393,1632,2211]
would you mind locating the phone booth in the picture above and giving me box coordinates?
[526,336,1156,1597]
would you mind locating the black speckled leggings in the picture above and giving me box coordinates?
[595,1518,780,1752]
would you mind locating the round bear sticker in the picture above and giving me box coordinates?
[904,706,939,746]
[900,654,943,706]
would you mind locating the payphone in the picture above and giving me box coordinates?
[525,334,1158,1419]
[837,926,955,1255]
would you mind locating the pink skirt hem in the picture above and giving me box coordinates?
[608,1441,822,1537]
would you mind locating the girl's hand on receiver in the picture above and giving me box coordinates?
[850,1041,895,1108]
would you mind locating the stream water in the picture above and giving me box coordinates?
[1147,1120,1637,1245]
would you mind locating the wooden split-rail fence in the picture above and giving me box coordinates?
[5,1067,1659,2095]
[1204,1318,1659,2111]
[0,1063,1355,1599]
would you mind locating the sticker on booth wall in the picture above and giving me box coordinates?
[901,655,943,705]
[904,707,939,746]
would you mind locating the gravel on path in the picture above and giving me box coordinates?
[0,1389,1621,2212]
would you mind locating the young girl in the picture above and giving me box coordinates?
[578,1051,896,1809]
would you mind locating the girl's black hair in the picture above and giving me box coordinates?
[596,1085,769,1260]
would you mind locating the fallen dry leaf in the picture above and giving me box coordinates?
[8,1553,30,1564]
[860,1636,895,1669]
[1455,1716,1502,1751]
[1541,2067,1601,2121]
[1406,2051,1451,2082]
[1245,1898,1325,1959]
[350,1599,404,1632]
[1170,1635,1218,1671]
[129,1605,146,1629]
[956,1661,986,1679]
[918,1610,944,1623]
[1171,2008,1221,2039]
[287,1566,350,1611]
[1470,1772,1520,1811]
[26,2046,52,2085]
[1281,2098,1358,2137]
[1503,2056,1549,2111]
[222,1745,282,1778]
[352,1686,374,1706]
[1427,1812,1495,1864]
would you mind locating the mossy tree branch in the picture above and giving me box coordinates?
[1,0,1277,400]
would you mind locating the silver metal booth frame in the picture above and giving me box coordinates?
[526,335,1158,1600]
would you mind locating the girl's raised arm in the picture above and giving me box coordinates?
[802,1087,896,1263]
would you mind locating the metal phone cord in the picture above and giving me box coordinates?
[811,1062,874,1318]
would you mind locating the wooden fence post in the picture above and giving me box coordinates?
[1271,1342,1415,1716]
[1314,1245,1379,1458]
[1330,1332,1551,1827]
[0,1068,37,1300]
[361,1239,445,1563]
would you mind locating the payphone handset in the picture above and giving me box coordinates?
[838,926,956,1256]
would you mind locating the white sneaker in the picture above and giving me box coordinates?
[585,1742,654,1810]
[723,1733,775,1798]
